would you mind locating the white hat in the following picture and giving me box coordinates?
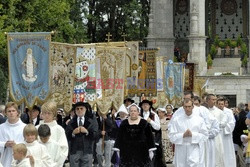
[127,103,141,113]
[157,107,166,113]
[117,104,129,115]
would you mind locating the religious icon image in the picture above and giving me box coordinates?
[22,48,38,82]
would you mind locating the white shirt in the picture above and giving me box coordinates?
[143,110,160,131]
[78,117,85,126]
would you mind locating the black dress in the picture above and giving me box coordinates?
[114,118,155,167]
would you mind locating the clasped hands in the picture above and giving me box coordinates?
[73,126,88,134]
[183,129,192,138]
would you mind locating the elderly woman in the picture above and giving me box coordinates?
[114,103,155,167]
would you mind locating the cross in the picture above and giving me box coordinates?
[122,33,127,41]
[105,32,112,42]
[25,18,33,32]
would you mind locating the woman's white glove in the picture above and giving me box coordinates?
[148,148,157,161]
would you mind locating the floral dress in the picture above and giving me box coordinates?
[160,118,174,164]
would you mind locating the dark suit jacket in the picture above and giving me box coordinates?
[96,113,114,140]
[66,115,98,154]
[0,114,6,124]
[233,110,247,146]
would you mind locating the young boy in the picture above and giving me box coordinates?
[38,124,63,167]
[23,124,55,167]
[11,144,31,167]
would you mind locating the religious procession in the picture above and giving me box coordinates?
[1,0,250,167]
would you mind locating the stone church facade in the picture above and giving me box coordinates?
[147,0,250,106]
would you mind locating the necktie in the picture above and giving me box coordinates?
[79,117,83,126]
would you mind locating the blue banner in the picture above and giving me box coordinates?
[8,32,51,108]
[164,63,184,101]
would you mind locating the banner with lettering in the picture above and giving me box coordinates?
[7,32,51,108]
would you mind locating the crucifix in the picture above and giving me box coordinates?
[122,33,127,41]
[105,32,112,42]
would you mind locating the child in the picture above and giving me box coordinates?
[38,124,64,167]
[37,101,68,165]
[23,124,55,167]
[11,144,31,167]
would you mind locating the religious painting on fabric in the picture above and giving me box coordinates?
[50,42,77,113]
[164,62,184,107]
[7,32,51,109]
[96,46,126,114]
[184,63,194,91]
[128,48,158,97]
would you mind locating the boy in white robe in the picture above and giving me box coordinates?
[0,102,26,167]
[169,99,208,167]
[11,143,31,167]
[23,124,55,167]
[36,101,68,165]
[38,124,63,167]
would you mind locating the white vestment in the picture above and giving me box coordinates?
[221,107,236,167]
[170,106,220,167]
[37,120,68,165]
[208,106,227,167]
[169,113,208,167]
[39,139,63,167]
[11,158,31,167]
[0,119,26,167]
[25,140,55,167]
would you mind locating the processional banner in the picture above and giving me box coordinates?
[7,32,51,108]
[73,45,101,105]
[164,63,184,107]
[96,46,126,114]
[50,42,76,112]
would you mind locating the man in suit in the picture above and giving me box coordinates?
[0,105,6,124]
[28,105,41,125]
[66,102,98,167]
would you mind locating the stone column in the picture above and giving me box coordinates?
[147,0,175,60]
[188,0,207,76]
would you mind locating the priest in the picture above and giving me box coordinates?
[169,99,208,167]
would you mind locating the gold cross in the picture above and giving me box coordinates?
[105,32,112,42]
[122,33,127,41]
[25,18,33,32]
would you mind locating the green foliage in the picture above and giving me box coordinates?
[224,38,232,47]
[218,41,225,48]
[230,41,237,48]
[237,36,243,47]
[242,55,248,68]
[207,54,213,67]
[241,43,248,55]
[173,55,178,62]
[210,44,217,56]
[214,35,220,47]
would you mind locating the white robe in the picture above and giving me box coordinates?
[37,120,68,165]
[208,106,227,167]
[169,113,208,167]
[169,106,220,167]
[11,158,31,167]
[39,139,64,167]
[221,107,236,167]
[25,140,55,167]
[0,119,26,167]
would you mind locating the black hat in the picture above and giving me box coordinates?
[123,98,135,104]
[139,100,153,108]
[74,102,89,109]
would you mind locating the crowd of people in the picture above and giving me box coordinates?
[0,91,249,167]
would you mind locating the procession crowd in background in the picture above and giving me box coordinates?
[0,91,249,167]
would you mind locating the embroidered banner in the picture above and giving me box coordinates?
[73,45,101,105]
[164,63,184,107]
[50,42,76,112]
[7,32,51,108]
[96,46,126,114]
